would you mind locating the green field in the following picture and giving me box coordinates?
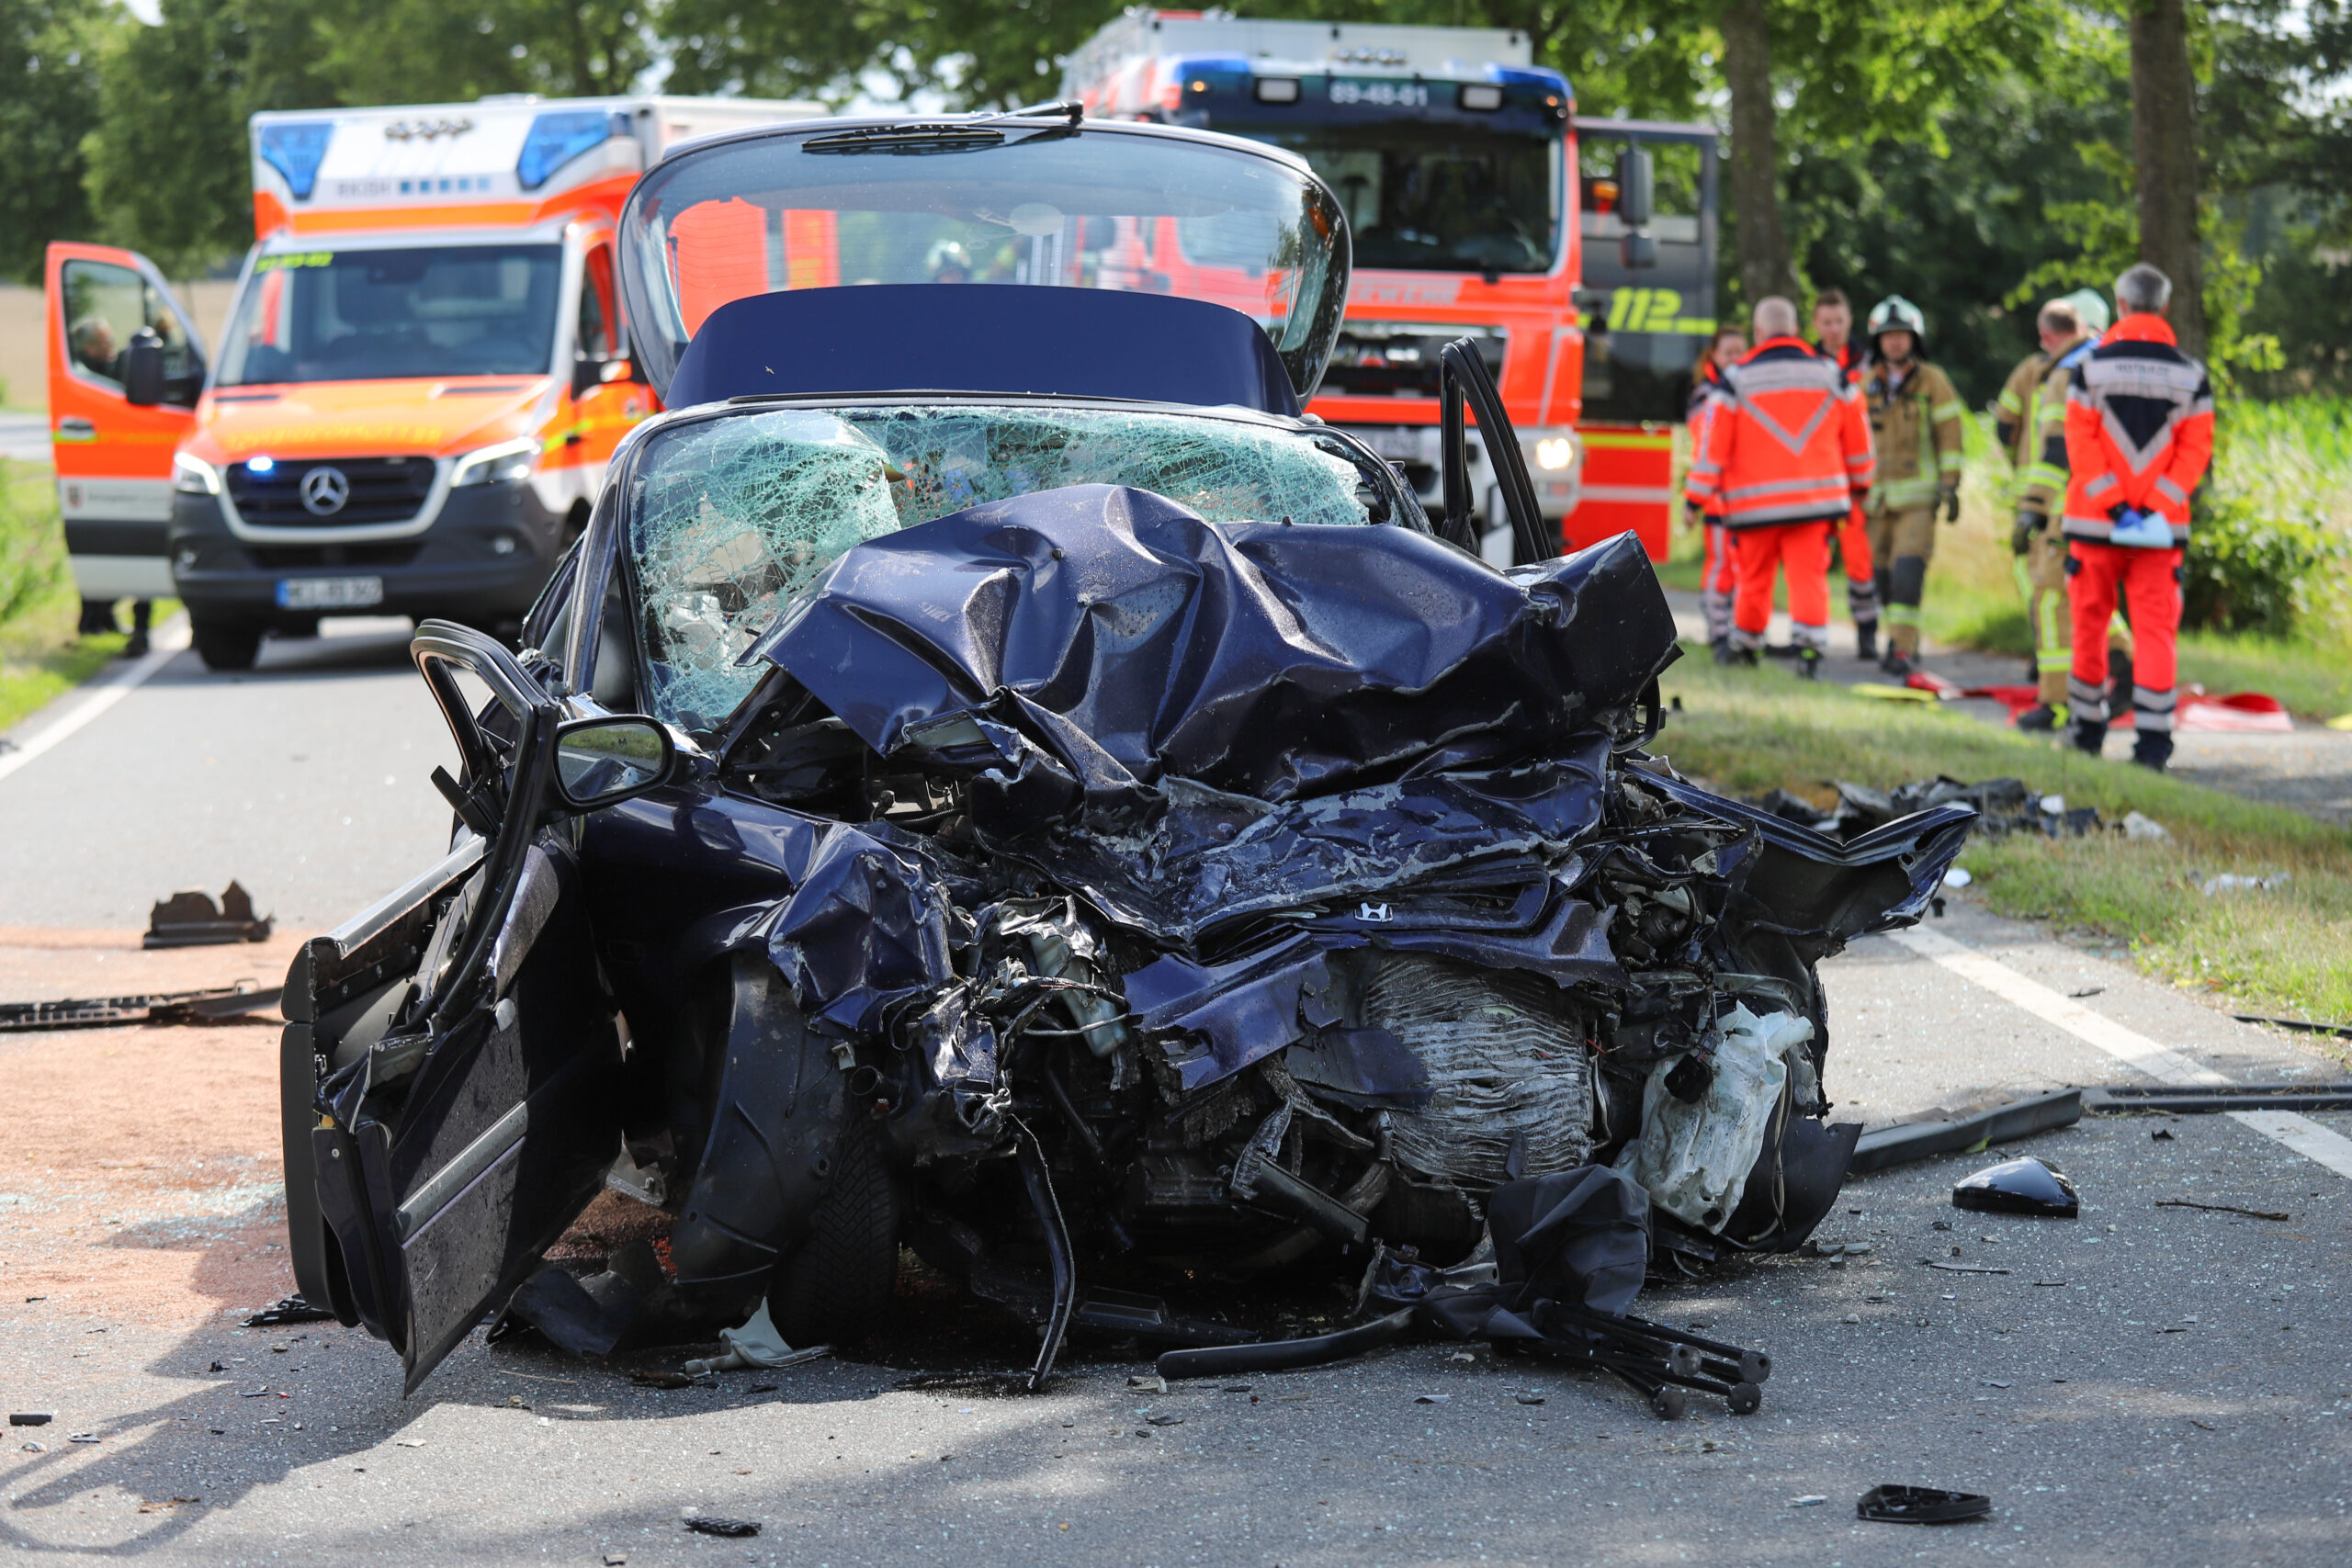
[0,458,153,736]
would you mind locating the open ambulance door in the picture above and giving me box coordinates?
[43,243,207,603]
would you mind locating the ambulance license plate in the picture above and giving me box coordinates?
[277,576,384,611]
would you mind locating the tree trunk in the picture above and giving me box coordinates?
[1721,0,1797,310]
[2130,0,2207,358]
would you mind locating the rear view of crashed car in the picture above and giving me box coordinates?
[277,111,1973,1395]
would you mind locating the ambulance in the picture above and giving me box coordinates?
[45,94,817,670]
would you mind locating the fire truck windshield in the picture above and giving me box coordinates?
[1245,123,1560,274]
[216,243,564,386]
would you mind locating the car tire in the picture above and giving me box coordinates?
[767,1113,900,1348]
[191,616,263,671]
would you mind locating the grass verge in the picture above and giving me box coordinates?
[1,458,166,736]
[1657,641,2352,1032]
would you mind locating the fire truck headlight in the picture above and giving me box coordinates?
[1534,436,1576,471]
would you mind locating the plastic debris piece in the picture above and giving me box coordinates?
[394,1438,426,1447]
[18,1442,43,1453]
[1414,1393,1450,1404]
[682,1301,831,1375]
[1515,1393,1546,1405]
[1942,867,1972,888]
[2121,812,2169,841]
[243,1296,334,1328]
[1848,1090,2082,1175]
[2155,1198,2290,1222]
[1626,1003,1810,1232]
[1146,1415,1183,1427]
[683,1517,761,1539]
[1857,1484,1993,1525]
[68,1433,100,1444]
[144,883,272,948]
[2200,873,2289,896]
[1128,1375,1168,1393]
[1921,1261,2010,1275]
[6,1413,51,1427]
[1790,1495,1827,1507]
[1951,1156,2080,1218]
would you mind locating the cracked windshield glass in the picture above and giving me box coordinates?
[628,404,1378,728]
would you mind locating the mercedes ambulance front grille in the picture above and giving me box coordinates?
[226,457,435,527]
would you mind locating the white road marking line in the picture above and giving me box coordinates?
[0,615,190,786]
[1889,924,2352,1183]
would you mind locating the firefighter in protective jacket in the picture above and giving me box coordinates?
[1683,297,1873,677]
[1860,296,1966,676]
[2063,264,2213,772]
[2012,288,2132,730]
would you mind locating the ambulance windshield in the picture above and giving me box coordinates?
[216,244,563,386]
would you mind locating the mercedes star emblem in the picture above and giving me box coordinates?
[300,466,351,516]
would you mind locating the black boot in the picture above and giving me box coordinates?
[2132,731,2174,772]
[2072,718,2109,757]
[1854,622,1878,662]
[1796,647,1823,681]
[1710,637,1736,666]
[2016,704,2061,732]
[1879,647,1914,679]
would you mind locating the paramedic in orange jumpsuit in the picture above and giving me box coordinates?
[1689,325,1747,660]
[2062,263,2214,772]
[1682,298,1874,678]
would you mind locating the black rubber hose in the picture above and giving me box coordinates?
[1158,1307,1416,1381]
[1015,1131,1077,1393]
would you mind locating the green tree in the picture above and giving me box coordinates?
[0,0,113,283]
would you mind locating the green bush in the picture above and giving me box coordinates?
[2188,396,2352,637]
[2183,491,2351,635]
[0,460,65,628]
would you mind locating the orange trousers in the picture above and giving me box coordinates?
[2066,541,2181,730]
[1731,521,1833,650]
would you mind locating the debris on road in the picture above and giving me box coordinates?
[1952,1156,2080,1218]
[2121,812,2169,841]
[1848,1090,2082,1174]
[1857,1484,1993,1525]
[2231,1012,2352,1041]
[1922,1261,2011,1275]
[243,1295,334,1327]
[2087,1083,2352,1114]
[6,1413,51,1427]
[682,1517,761,1539]
[1789,1495,1827,1507]
[679,1303,830,1376]
[0,983,282,1034]
[2155,1198,2290,1222]
[143,883,272,948]
[1760,777,2098,841]
[1127,1375,1168,1393]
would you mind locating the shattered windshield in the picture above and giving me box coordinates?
[628,402,1382,729]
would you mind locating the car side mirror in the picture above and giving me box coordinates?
[552,716,675,811]
[123,329,166,407]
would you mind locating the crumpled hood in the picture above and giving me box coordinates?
[188,376,550,464]
[752,483,1680,813]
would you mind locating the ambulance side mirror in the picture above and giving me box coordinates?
[1615,148,1658,271]
[1615,147,1655,229]
[123,330,166,407]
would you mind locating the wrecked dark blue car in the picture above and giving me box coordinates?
[278,115,1972,1395]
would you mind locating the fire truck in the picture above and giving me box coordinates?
[45,94,816,670]
[1063,10,1720,563]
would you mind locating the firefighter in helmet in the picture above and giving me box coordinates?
[1860,296,1966,676]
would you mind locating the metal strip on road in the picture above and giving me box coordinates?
[1890,924,2352,1183]
[0,614,190,786]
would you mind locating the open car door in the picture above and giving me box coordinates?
[44,242,205,604]
[292,621,672,1392]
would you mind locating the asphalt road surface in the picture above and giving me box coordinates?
[2,628,2347,1567]
[0,617,456,931]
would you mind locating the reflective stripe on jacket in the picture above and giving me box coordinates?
[1996,351,2049,478]
[1864,359,1965,511]
[2062,315,2214,545]
[1683,337,1873,530]
[2019,337,2096,518]
[1686,362,1730,519]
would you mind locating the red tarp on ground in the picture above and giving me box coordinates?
[1902,672,2296,733]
